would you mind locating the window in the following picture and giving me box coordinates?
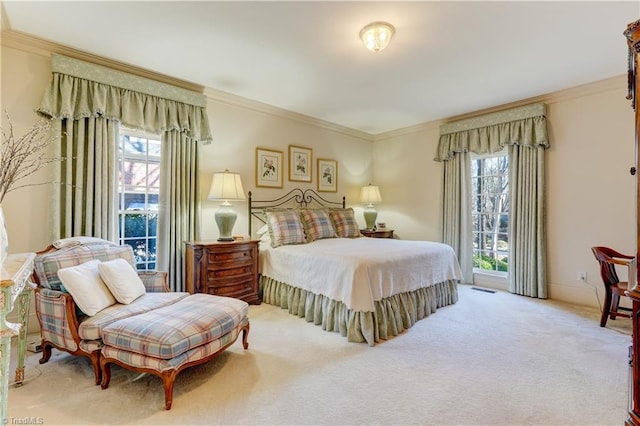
[471,152,509,274]
[117,129,161,270]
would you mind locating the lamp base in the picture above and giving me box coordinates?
[363,205,378,230]
[215,202,237,242]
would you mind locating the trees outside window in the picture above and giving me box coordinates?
[471,153,509,274]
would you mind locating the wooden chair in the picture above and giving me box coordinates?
[591,246,635,327]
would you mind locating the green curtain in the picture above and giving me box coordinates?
[52,117,119,240]
[157,131,200,291]
[38,54,212,289]
[435,103,550,298]
[508,144,547,298]
[442,151,473,283]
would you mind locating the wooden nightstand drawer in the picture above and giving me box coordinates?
[206,247,254,264]
[207,265,254,280]
[185,240,260,304]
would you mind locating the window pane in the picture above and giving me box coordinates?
[471,153,509,274]
[118,129,161,271]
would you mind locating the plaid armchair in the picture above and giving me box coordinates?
[32,238,171,384]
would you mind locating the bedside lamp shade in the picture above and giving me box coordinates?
[360,184,382,230]
[208,170,246,241]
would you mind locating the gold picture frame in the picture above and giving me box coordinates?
[317,158,338,192]
[256,147,283,188]
[288,145,312,183]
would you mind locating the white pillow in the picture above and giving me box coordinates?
[98,258,146,304]
[57,259,116,316]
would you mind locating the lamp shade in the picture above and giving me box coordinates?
[360,185,382,205]
[359,21,395,53]
[208,170,246,201]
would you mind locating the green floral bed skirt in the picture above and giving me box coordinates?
[260,276,458,346]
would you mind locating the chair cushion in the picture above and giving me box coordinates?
[102,294,249,360]
[79,292,190,341]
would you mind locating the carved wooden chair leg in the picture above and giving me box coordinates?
[89,353,102,385]
[38,342,53,365]
[100,360,112,390]
[601,288,613,327]
[611,293,621,320]
[161,370,179,410]
[242,322,250,350]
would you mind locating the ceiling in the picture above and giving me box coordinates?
[2,1,639,135]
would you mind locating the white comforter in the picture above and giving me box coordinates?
[259,238,463,312]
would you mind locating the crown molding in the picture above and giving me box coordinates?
[204,86,374,142]
[1,29,204,93]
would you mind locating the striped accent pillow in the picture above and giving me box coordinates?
[329,208,361,238]
[300,209,337,242]
[265,209,307,248]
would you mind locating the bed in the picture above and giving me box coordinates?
[249,188,462,346]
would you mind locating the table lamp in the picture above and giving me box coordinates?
[208,170,246,241]
[359,184,382,230]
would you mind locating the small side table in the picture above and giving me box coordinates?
[1,252,36,424]
[360,229,394,239]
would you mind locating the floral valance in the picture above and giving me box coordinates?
[435,103,549,161]
[37,54,212,143]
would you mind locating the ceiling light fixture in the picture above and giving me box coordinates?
[359,21,395,53]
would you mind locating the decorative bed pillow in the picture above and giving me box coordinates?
[256,224,271,243]
[57,259,116,316]
[98,258,146,304]
[329,208,361,238]
[265,209,307,248]
[300,208,337,242]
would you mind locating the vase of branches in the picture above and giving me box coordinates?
[0,112,57,263]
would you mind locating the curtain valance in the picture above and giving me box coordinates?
[37,54,212,143]
[435,103,549,162]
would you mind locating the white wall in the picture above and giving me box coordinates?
[372,77,636,308]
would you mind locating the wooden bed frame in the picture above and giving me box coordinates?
[247,188,345,237]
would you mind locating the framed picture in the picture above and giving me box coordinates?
[317,158,338,192]
[288,145,312,182]
[256,147,283,188]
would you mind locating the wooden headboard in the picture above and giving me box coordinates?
[248,188,346,236]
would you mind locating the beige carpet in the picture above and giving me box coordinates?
[6,284,632,426]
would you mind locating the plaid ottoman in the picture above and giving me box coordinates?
[99,294,250,410]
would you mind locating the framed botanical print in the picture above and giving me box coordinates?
[288,145,312,182]
[256,147,283,188]
[317,158,337,192]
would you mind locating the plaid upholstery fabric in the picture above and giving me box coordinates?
[35,288,80,352]
[300,209,337,242]
[101,317,248,373]
[265,209,306,248]
[79,292,189,341]
[102,294,249,360]
[329,208,361,238]
[35,244,136,291]
[138,271,169,292]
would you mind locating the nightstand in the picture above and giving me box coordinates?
[360,229,394,239]
[185,240,260,304]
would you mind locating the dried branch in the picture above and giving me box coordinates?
[0,111,59,204]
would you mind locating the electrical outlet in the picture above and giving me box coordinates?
[577,271,587,282]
